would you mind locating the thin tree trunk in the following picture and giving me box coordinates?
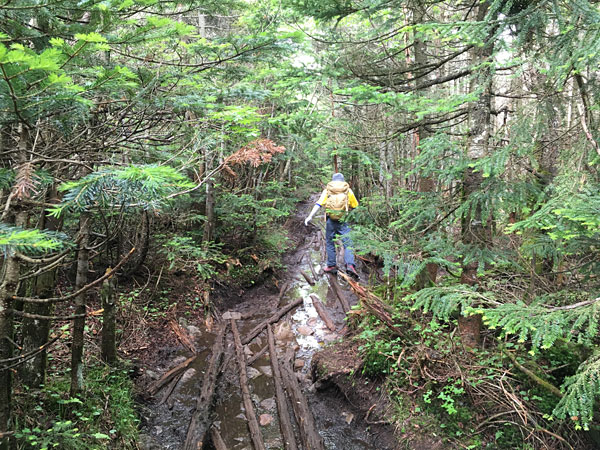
[100,273,117,365]
[70,212,91,396]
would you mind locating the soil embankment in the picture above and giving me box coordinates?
[136,200,399,449]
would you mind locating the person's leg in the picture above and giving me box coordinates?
[325,218,338,267]
[340,221,355,267]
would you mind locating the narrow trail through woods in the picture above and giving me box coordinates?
[138,200,398,450]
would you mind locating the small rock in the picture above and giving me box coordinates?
[297,325,314,336]
[260,398,276,411]
[275,322,294,341]
[258,366,272,377]
[244,346,253,357]
[186,325,201,336]
[222,311,242,320]
[180,368,196,383]
[259,414,274,426]
[246,367,261,379]
[144,369,159,380]
[171,355,187,366]
[342,412,354,424]
[322,333,338,343]
[153,425,163,436]
[294,359,305,370]
[236,413,247,420]
[307,317,318,327]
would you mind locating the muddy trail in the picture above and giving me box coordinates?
[137,200,399,450]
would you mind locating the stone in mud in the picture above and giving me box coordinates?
[244,346,253,357]
[180,368,196,383]
[275,322,294,341]
[222,311,242,320]
[186,325,201,337]
[307,317,319,327]
[322,332,338,343]
[297,325,314,336]
[258,365,272,377]
[342,411,354,424]
[260,398,276,411]
[259,414,274,426]
[144,369,159,380]
[246,367,261,379]
[171,355,188,367]
[236,413,247,420]
[294,359,305,370]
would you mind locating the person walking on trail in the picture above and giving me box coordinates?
[304,173,359,279]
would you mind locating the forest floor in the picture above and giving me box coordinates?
[131,200,422,450]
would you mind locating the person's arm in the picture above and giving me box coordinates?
[305,190,327,225]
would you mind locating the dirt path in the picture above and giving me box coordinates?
[137,200,399,450]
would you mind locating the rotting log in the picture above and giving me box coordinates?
[231,319,266,450]
[280,350,325,450]
[247,344,268,366]
[242,298,303,345]
[210,427,228,450]
[309,294,336,331]
[307,255,319,282]
[340,273,410,337]
[267,325,299,450]
[148,355,197,396]
[183,324,227,450]
[300,270,315,286]
[328,277,350,313]
[168,319,197,354]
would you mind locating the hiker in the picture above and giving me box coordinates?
[304,173,359,279]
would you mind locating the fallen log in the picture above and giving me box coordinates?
[306,255,319,282]
[148,355,197,396]
[340,273,407,337]
[242,298,303,345]
[169,319,197,354]
[309,294,336,331]
[210,427,228,450]
[231,318,266,450]
[328,276,350,313]
[267,325,299,450]
[278,281,291,302]
[280,349,325,450]
[300,270,315,286]
[183,324,228,450]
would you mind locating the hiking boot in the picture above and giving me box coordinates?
[346,264,359,280]
[323,265,338,274]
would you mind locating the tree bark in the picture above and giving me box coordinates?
[100,273,117,365]
[70,212,91,396]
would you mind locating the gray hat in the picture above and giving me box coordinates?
[332,173,345,182]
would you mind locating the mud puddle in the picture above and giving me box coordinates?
[138,204,396,449]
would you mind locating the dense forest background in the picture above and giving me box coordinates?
[2,0,600,448]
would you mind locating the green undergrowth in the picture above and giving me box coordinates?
[354,296,591,449]
[14,364,139,449]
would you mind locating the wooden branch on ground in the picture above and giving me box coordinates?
[149,355,197,396]
[328,276,350,313]
[231,318,266,450]
[184,323,228,450]
[267,325,299,450]
[306,255,319,282]
[242,298,303,345]
[210,426,228,450]
[169,319,197,354]
[280,349,325,450]
[503,349,563,398]
[158,371,184,407]
[309,294,336,331]
[247,344,268,366]
[278,281,291,303]
[300,270,315,286]
[340,273,408,337]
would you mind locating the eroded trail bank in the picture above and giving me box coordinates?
[136,201,399,449]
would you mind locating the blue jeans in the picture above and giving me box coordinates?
[325,217,355,267]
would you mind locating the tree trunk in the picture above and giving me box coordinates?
[100,273,117,365]
[459,1,493,348]
[70,212,91,396]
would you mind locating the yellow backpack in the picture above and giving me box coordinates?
[325,180,349,220]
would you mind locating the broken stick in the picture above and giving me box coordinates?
[309,294,336,331]
[242,298,303,345]
[300,270,315,286]
[231,318,266,450]
[148,355,197,396]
